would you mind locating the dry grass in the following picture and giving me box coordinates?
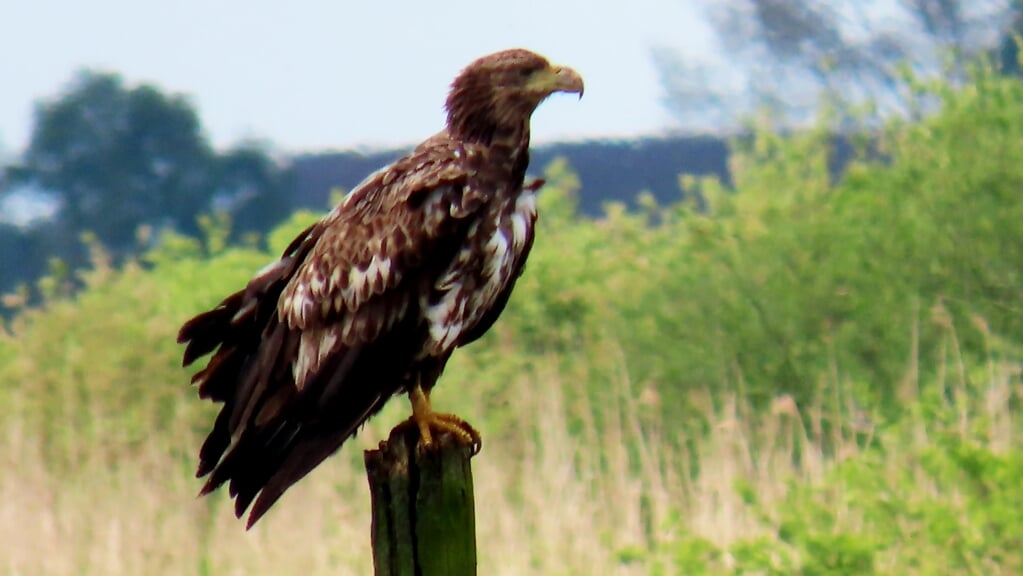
[0,359,815,576]
[2,344,1015,576]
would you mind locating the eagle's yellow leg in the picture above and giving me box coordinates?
[408,382,482,455]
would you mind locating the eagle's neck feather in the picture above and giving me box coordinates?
[445,77,536,148]
[447,112,531,148]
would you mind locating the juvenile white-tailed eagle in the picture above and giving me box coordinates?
[178,49,583,528]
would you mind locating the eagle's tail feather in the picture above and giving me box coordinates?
[193,329,399,527]
[199,394,387,529]
[196,408,232,478]
[244,433,349,528]
[178,291,245,367]
[179,234,322,514]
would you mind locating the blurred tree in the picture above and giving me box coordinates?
[211,142,293,241]
[657,0,1020,129]
[6,71,293,254]
[2,70,293,304]
[0,221,57,306]
[7,71,215,250]
[998,1,1023,75]
[0,223,30,292]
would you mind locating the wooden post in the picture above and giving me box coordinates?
[364,425,477,576]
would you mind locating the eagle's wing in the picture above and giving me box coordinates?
[178,138,487,527]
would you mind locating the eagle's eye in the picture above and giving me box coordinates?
[518,67,535,79]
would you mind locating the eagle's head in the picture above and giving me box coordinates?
[446,49,584,144]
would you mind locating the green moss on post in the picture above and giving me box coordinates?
[364,425,477,576]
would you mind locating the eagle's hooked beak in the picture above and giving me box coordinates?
[551,65,584,99]
[533,65,585,99]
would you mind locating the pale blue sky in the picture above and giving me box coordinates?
[1,0,715,153]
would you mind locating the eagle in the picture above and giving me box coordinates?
[177,49,584,528]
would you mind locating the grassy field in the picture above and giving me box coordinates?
[3,337,1018,575]
[2,65,1023,574]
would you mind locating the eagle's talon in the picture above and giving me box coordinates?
[408,383,482,456]
[410,411,482,456]
[434,412,482,455]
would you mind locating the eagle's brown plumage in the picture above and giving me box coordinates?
[178,49,583,528]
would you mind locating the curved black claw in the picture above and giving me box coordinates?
[409,412,482,456]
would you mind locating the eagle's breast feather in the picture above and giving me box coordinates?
[423,181,538,356]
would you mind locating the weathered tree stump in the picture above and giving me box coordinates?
[364,425,477,576]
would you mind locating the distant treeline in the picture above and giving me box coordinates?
[290,136,729,217]
[1,132,866,306]
[290,134,864,217]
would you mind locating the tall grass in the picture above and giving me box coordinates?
[3,322,1016,575]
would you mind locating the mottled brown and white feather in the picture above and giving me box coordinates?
[177,47,581,529]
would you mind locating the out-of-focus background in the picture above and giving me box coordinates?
[2,1,1023,574]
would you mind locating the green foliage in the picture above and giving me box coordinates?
[491,63,1023,428]
[2,64,1023,574]
[715,407,1023,575]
